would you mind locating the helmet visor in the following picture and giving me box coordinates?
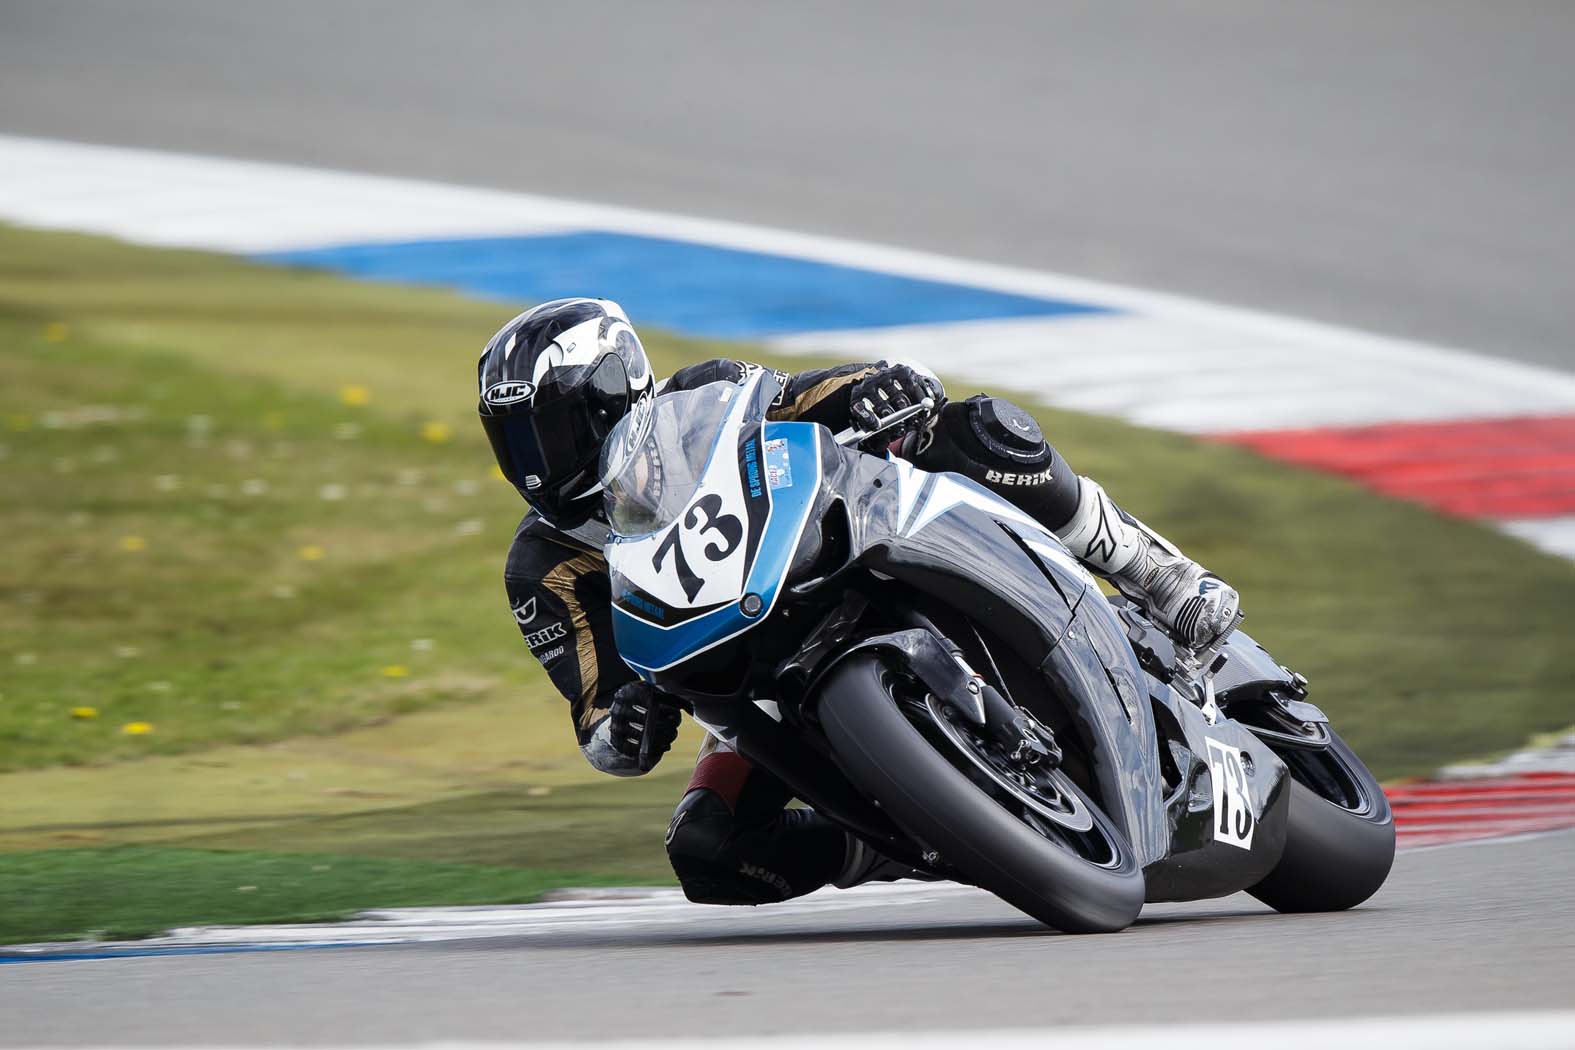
[482,354,631,522]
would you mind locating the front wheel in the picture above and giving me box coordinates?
[1247,730,1396,913]
[817,653,1145,933]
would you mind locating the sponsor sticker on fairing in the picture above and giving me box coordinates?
[764,437,793,490]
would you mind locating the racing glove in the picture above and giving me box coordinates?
[849,362,945,438]
[584,681,684,776]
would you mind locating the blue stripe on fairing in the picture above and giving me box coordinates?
[0,941,384,964]
[258,231,1114,340]
[612,421,822,673]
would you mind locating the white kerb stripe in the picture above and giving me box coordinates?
[21,1012,1575,1050]
[4,134,1572,435]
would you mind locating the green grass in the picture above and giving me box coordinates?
[0,845,638,944]
[176,773,693,879]
[0,224,751,770]
[3,221,1575,943]
[0,317,528,767]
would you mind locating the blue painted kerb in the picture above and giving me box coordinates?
[0,941,382,964]
[259,230,1114,341]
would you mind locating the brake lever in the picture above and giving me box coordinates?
[832,397,935,448]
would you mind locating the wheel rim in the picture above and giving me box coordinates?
[1235,705,1387,819]
[884,674,1126,869]
[921,695,1096,833]
[1286,744,1386,819]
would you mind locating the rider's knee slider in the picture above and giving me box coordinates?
[666,789,775,905]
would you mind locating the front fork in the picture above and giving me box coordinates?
[887,605,1061,770]
[798,609,1061,773]
[971,664,1062,768]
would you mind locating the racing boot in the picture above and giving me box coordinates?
[835,835,940,888]
[1055,477,1241,650]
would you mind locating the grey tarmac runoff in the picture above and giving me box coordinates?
[1,0,1573,370]
[3,832,1574,1044]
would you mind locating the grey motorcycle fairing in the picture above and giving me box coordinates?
[800,440,1290,888]
[650,426,1298,902]
[1141,685,1289,901]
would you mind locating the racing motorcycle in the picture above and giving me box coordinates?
[600,371,1395,933]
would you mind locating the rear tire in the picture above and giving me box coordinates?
[818,653,1145,933]
[1248,734,1395,913]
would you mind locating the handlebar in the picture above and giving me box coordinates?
[831,397,936,448]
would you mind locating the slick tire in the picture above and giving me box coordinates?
[1248,764,1396,913]
[818,653,1145,934]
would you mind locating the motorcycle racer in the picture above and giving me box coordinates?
[480,297,1240,903]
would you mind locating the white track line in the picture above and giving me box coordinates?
[4,133,1575,436]
[24,1013,1575,1050]
[774,314,1575,431]
[11,825,1558,956]
[3,881,985,954]
[1500,518,1575,561]
[7,133,1571,561]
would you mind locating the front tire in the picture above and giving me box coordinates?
[1248,732,1396,913]
[817,653,1145,933]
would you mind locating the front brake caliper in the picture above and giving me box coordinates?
[978,684,1061,769]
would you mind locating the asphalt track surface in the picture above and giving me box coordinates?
[2,1,1573,370]
[4,4,1574,1041]
[4,832,1574,1044]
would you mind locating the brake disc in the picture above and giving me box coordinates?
[921,695,1095,833]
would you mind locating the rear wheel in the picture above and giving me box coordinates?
[1247,728,1395,912]
[817,653,1145,933]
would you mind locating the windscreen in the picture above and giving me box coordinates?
[601,384,736,537]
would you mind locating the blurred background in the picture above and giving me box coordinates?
[1,0,1573,1041]
[6,0,1574,366]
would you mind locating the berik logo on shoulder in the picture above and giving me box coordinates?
[484,380,536,406]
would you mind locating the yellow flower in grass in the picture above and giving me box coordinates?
[43,322,70,343]
[298,544,326,562]
[119,535,147,553]
[339,384,372,407]
[121,721,154,735]
[420,421,452,444]
[381,664,410,678]
[70,706,99,720]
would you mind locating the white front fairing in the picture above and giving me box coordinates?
[603,371,824,676]
[606,380,758,611]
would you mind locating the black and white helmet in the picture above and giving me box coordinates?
[478,298,654,528]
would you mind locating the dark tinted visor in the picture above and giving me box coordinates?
[482,355,631,519]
